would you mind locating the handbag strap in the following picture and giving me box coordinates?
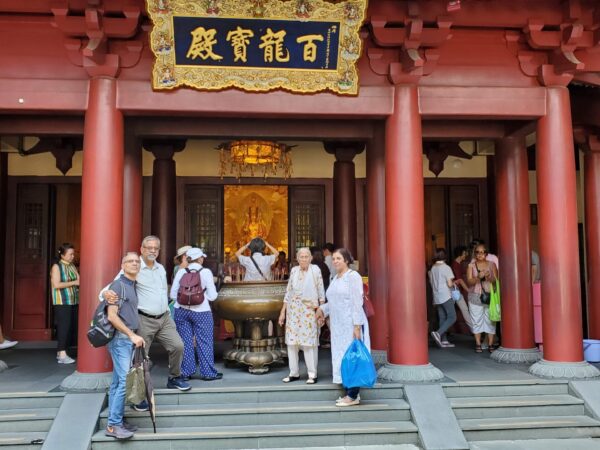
[249,254,267,280]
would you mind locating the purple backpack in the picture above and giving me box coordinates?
[177,268,206,306]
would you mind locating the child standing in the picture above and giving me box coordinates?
[428,248,457,348]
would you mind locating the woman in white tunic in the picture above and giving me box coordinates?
[278,248,325,384]
[317,248,370,407]
[466,243,498,353]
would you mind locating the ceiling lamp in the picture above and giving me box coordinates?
[218,140,293,179]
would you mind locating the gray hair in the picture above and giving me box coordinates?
[142,235,161,247]
[122,252,139,263]
[296,247,312,259]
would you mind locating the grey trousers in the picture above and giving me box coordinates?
[436,300,457,340]
[138,312,184,378]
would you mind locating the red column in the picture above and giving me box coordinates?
[367,124,388,361]
[123,130,142,253]
[146,140,185,277]
[585,148,600,338]
[77,77,124,374]
[384,85,430,367]
[494,137,537,355]
[324,142,364,257]
[536,87,583,362]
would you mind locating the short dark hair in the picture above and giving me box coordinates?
[58,243,75,257]
[433,248,447,263]
[248,237,266,254]
[323,242,335,253]
[334,247,354,265]
[312,249,325,264]
[453,245,467,259]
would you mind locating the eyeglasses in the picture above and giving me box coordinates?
[143,246,160,251]
[474,251,486,255]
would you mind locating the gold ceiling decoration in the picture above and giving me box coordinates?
[218,140,293,179]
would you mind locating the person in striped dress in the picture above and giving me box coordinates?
[50,243,80,364]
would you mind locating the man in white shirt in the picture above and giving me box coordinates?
[322,243,335,277]
[102,236,190,400]
[235,238,278,281]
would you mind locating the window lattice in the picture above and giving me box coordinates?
[294,203,320,248]
[190,201,218,259]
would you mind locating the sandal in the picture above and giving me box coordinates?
[282,375,300,383]
[475,345,483,353]
[488,347,495,353]
[306,377,318,384]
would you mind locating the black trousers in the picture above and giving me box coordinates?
[54,304,78,352]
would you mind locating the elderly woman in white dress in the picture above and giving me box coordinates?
[317,248,370,407]
[278,247,325,384]
[466,243,498,353]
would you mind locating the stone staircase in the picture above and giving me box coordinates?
[91,383,419,449]
[444,380,600,443]
[0,391,65,449]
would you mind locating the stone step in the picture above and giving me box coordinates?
[443,381,569,398]
[469,438,600,450]
[99,399,411,429]
[0,393,64,410]
[0,431,46,449]
[451,394,585,419]
[91,421,419,449]
[0,408,58,433]
[152,384,405,406]
[460,415,600,441]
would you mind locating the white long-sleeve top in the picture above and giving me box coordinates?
[170,262,218,313]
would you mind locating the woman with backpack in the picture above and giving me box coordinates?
[170,247,222,381]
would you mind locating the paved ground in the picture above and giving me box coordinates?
[1,334,586,393]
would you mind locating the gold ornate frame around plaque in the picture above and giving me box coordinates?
[147,0,367,95]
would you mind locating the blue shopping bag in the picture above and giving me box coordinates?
[341,339,377,388]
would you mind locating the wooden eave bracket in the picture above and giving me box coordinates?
[574,127,600,153]
[538,64,574,87]
[369,16,451,48]
[52,4,141,39]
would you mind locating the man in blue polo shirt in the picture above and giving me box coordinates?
[105,252,145,440]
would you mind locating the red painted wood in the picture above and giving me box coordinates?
[385,85,428,366]
[367,124,388,353]
[536,87,584,362]
[419,86,546,119]
[123,133,143,254]
[585,150,600,339]
[150,148,177,277]
[77,77,124,374]
[495,136,535,349]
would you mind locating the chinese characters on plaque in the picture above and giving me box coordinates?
[147,0,366,95]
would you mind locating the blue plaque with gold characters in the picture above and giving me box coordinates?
[147,0,367,95]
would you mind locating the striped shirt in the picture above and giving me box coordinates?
[52,261,79,305]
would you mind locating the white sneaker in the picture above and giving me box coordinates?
[0,340,17,350]
[441,341,455,348]
[481,342,489,350]
[57,355,75,364]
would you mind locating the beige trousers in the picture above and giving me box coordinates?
[138,312,184,378]
[287,345,318,379]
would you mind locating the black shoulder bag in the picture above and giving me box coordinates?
[476,263,491,305]
[87,282,125,348]
[249,254,267,280]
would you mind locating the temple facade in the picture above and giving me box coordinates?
[2,0,600,383]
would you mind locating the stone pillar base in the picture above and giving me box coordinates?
[0,360,7,373]
[491,347,541,364]
[529,359,600,379]
[377,362,444,383]
[371,350,387,368]
[60,370,112,392]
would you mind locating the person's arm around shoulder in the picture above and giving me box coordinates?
[107,301,144,348]
[99,270,124,304]
[201,267,218,302]
[51,264,79,290]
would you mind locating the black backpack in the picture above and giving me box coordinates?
[87,282,124,348]
[177,268,207,306]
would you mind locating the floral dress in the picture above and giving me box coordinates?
[284,265,325,347]
[322,270,370,384]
